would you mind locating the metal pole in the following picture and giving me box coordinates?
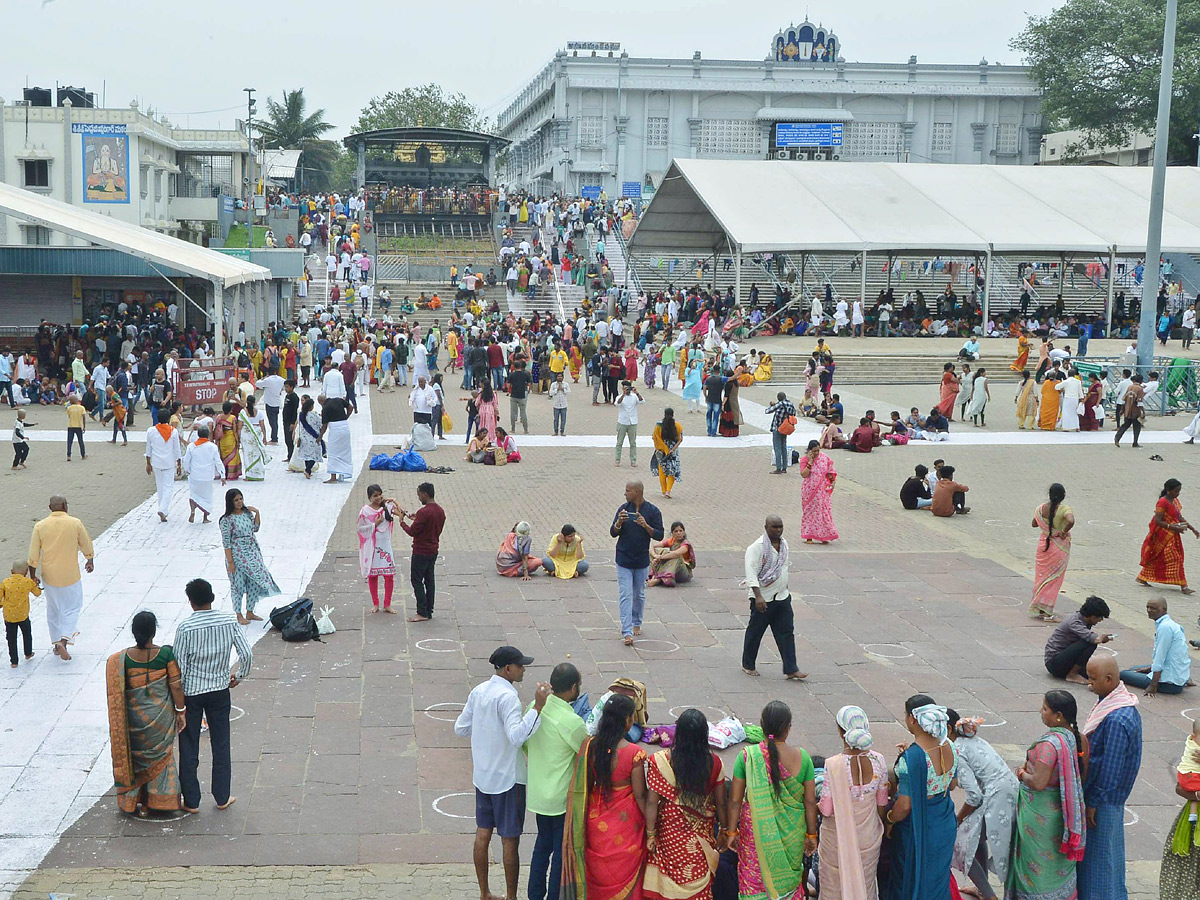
[1139,0,1178,369]
[1106,246,1116,337]
[212,281,225,357]
[983,245,992,326]
[860,250,868,311]
[244,89,255,247]
[734,248,742,307]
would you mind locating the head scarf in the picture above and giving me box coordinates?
[954,716,984,738]
[911,704,949,742]
[836,705,873,750]
[515,521,531,537]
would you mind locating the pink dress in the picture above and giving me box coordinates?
[800,451,839,542]
[624,348,638,380]
[476,396,499,443]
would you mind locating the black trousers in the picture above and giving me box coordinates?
[12,442,28,467]
[742,595,799,675]
[1114,417,1143,446]
[180,688,232,809]
[266,405,280,442]
[952,491,967,512]
[411,553,437,618]
[5,618,31,665]
[1045,639,1098,680]
[283,417,296,460]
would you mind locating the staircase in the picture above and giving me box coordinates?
[767,352,1021,386]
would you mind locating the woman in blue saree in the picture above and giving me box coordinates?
[886,694,958,900]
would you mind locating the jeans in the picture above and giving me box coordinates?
[706,401,722,436]
[772,431,788,471]
[431,405,444,438]
[615,424,637,463]
[180,688,232,808]
[616,565,648,637]
[659,363,674,389]
[134,383,151,410]
[67,427,85,458]
[1120,666,1184,693]
[0,380,13,407]
[528,813,566,900]
[1045,639,1098,679]
[553,407,567,434]
[149,403,162,425]
[6,618,31,665]
[411,553,437,618]
[491,366,505,390]
[877,320,890,337]
[742,596,799,675]
[266,405,280,442]
[511,397,528,432]
[1114,418,1143,445]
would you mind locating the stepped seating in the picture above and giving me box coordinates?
[767,351,1021,386]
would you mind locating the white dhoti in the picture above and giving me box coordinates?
[325,420,353,477]
[44,581,83,644]
[153,466,175,517]
[183,440,224,514]
[188,469,215,514]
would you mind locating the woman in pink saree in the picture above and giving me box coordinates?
[691,309,712,339]
[935,363,961,419]
[624,347,639,381]
[1030,483,1074,622]
[799,440,838,543]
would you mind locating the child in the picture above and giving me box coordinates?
[11,409,33,469]
[101,385,128,445]
[66,393,87,460]
[0,562,40,667]
[1178,719,1200,824]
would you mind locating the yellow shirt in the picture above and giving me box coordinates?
[548,350,569,374]
[28,511,94,588]
[545,536,585,579]
[66,403,86,428]
[0,574,40,622]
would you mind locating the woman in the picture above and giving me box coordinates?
[818,706,889,900]
[719,378,741,438]
[682,358,703,413]
[1080,372,1103,431]
[294,395,323,479]
[728,701,815,900]
[1138,478,1200,594]
[569,342,584,383]
[475,382,499,444]
[652,409,683,498]
[1007,691,1088,900]
[238,395,270,482]
[496,426,520,462]
[1159,755,1200,899]
[213,400,242,480]
[625,346,639,381]
[543,524,589,579]
[106,611,184,816]
[1038,372,1062,430]
[431,373,446,440]
[1010,331,1031,371]
[966,369,990,427]
[799,439,838,544]
[948,711,1018,900]
[562,694,647,900]
[497,521,541,580]
[644,709,729,900]
[1030,483,1075,622]
[935,363,961,420]
[1055,372,1084,432]
[219,489,281,625]
[464,428,492,463]
[805,354,822,400]
[886,696,958,900]
[358,484,398,613]
[753,353,773,383]
[647,522,696,588]
[1014,370,1038,430]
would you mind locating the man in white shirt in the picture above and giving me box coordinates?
[258,372,286,444]
[408,376,438,427]
[595,318,609,345]
[742,515,804,680]
[615,380,644,468]
[321,360,347,400]
[330,346,347,367]
[1184,306,1197,349]
[610,317,624,350]
[454,646,550,900]
[548,373,570,436]
[145,420,183,523]
[1113,369,1134,431]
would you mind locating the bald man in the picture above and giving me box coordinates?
[1120,597,1191,695]
[27,496,94,660]
[742,516,805,681]
[1080,655,1142,900]
[609,481,663,646]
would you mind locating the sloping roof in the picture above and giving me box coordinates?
[259,148,302,181]
[629,159,1200,255]
[0,182,270,287]
[343,126,511,150]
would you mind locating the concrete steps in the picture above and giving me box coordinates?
[768,352,1022,385]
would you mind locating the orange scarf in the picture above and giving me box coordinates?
[153,424,174,443]
[193,437,210,447]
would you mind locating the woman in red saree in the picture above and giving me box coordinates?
[935,363,961,419]
[1080,373,1103,431]
[1138,479,1199,593]
[1030,483,1075,622]
[562,695,648,900]
[569,344,584,382]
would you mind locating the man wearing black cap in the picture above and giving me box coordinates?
[456,646,551,900]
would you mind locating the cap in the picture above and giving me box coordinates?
[490,646,534,668]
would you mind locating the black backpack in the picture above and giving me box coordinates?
[269,597,313,631]
[282,608,320,642]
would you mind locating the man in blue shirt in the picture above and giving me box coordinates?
[609,481,664,646]
[315,336,331,374]
[1120,597,1192,695]
[379,346,395,392]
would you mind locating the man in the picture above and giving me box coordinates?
[1186,304,1197,350]
[614,380,644,468]
[1113,374,1145,448]
[1112,369,1133,431]
[609,481,664,645]
[65,393,87,461]
[318,393,353,485]
[145,418,183,522]
[847,417,876,453]
[1044,596,1114,683]
[958,337,981,361]
[321,359,347,401]
[399,482,446,622]
[508,360,532,434]
[182,425,225,524]
[548,372,569,437]
[547,341,568,383]
[70,350,88,387]
[408,375,438,427]
[876,299,893,337]
[900,464,933,510]
[146,367,172,426]
[281,380,299,461]
[454,647,550,900]
[742,515,805,680]
[923,408,951,441]
[1120,597,1191,695]
[174,577,253,814]
[931,464,969,516]
[523,662,587,900]
[487,339,505,390]
[133,351,153,414]
[764,392,796,474]
[704,369,726,437]
[1079,655,1143,900]
[27,496,94,661]
[340,353,359,415]
[378,343,396,393]
[258,369,285,444]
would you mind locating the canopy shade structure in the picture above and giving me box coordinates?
[629,159,1200,256]
[0,182,270,288]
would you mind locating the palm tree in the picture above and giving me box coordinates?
[256,89,337,192]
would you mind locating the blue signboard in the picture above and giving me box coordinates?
[775,122,844,148]
[581,185,602,200]
[621,181,642,198]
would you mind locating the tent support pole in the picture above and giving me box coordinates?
[860,250,868,308]
[1059,252,1066,302]
[734,248,742,308]
[1106,246,1116,337]
[982,246,991,327]
[212,280,225,357]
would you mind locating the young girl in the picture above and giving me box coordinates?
[357,484,399,613]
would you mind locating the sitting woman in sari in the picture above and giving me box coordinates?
[728,701,816,900]
[647,521,696,588]
[753,353,773,383]
[645,709,730,900]
[106,611,184,816]
[562,694,647,900]
[1008,691,1088,900]
[464,428,494,464]
[213,401,242,480]
[495,427,521,463]
[496,521,541,579]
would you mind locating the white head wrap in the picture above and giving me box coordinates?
[836,705,873,750]
[911,703,950,742]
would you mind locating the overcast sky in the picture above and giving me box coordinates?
[14,0,1060,135]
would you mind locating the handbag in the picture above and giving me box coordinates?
[494,449,509,467]
[1076,400,1086,415]
[282,608,320,642]
[778,414,797,435]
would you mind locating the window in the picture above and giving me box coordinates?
[996,123,1019,155]
[140,165,150,199]
[22,160,49,189]
[698,119,760,156]
[646,116,669,147]
[930,123,953,156]
[168,173,178,197]
[155,171,163,202]
[22,224,51,246]
[579,116,605,147]
[841,122,901,159]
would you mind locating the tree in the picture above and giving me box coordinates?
[353,84,489,134]
[1012,0,1200,164]
[256,89,339,192]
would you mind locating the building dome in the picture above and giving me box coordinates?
[772,21,839,62]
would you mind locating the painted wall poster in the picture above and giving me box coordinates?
[76,123,130,203]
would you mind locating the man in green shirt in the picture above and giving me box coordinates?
[524,663,587,900]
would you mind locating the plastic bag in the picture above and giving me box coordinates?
[369,453,392,470]
[442,411,453,433]
[316,605,336,635]
[707,715,746,749]
[395,449,427,472]
[410,423,437,452]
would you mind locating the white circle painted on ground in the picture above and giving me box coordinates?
[415,638,464,653]
[423,701,466,723]
[1125,808,1139,827]
[1098,645,1119,658]
[432,792,476,819]
[978,718,1008,728]
[804,594,844,606]
[1087,520,1125,528]
[230,705,246,722]
[668,705,728,721]
[863,643,914,660]
[126,808,190,823]
[634,639,681,654]
[976,595,1021,608]
[1182,708,1200,722]
[984,519,1020,528]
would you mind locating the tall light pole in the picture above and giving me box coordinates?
[244,88,256,247]
[1137,0,1178,369]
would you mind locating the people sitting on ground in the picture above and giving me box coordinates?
[819,418,844,450]
[496,521,541,579]
[815,393,844,425]
[921,408,950,441]
[959,337,981,360]
[1120,596,1192,695]
[885,410,909,445]
[1044,595,1114,684]
[847,417,877,453]
[464,428,493,463]
[753,352,773,382]
[931,464,969,516]
[542,524,589,578]
[901,464,933,510]
[903,407,927,439]
[798,389,820,418]
[495,426,520,462]
[646,521,697,588]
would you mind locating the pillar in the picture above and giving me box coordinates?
[983,245,992,325]
[734,249,742,306]
[212,280,225,356]
[860,250,868,309]
[1106,246,1116,337]
[356,140,366,191]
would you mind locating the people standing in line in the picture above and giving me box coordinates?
[399,481,446,623]
[358,484,399,614]
[609,481,664,646]
[27,495,94,661]
[145,419,183,523]
[183,425,225,525]
[173,577,253,814]
[1043,596,1114,684]
[764,391,797,475]
[65,393,87,460]
[1113,374,1146,447]
[549,372,570,437]
[0,563,39,668]
[454,646,551,900]
[1119,597,1192,695]
[615,380,644,469]
[12,408,33,469]
[650,408,682,499]
[1029,483,1074,623]
[1137,479,1198,593]
[219,489,280,626]
[742,515,804,681]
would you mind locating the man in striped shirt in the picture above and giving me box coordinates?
[174,578,253,813]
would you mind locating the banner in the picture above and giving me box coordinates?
[78,124,130,203]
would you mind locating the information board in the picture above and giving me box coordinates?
[775,122,844,148]
[621,181,642,198]
[581,185,602,200]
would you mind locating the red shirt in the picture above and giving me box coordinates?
[849,425,875,453]
[487,344,504,367]
[401,502,446,555]
[285,348,296,368]
[340,360,357,386]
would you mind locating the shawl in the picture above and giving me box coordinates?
[1179,734,1200,778]
[1082,683,1139,736]
[757,534,788,586]
[1039,728,1087,861]
[826,753,868,900]
[153,423,175,443]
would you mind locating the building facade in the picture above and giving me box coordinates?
[497,24,1045,198]
[1039,128,1154,166]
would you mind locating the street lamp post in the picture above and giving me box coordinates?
[244,88,256,248]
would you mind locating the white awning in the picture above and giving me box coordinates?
[755,108,854,122]
[258,148,302,182]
